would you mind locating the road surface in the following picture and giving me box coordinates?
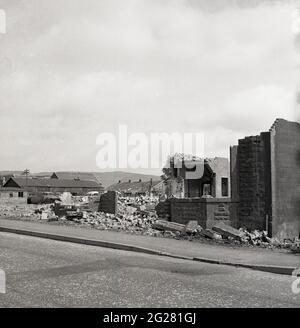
[0,232,299,307]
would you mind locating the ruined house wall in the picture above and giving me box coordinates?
[232,118,300,238]
[206,158,231,198]
[230,146,239,201]
[270,119,300,239]
[176,158,230,198]
[169,198,238,228]
[235,133,271,231]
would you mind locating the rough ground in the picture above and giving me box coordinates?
[0,196,298,252]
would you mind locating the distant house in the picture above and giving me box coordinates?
[51,172,98,182]
[0,172,23,187]
[0,187,28,201]
[0,172,52,186]
[3,177,104,195]
[107,179,164,196]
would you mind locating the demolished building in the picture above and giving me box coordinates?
[164,155,230,199]
[159,118,300,239]
[160,155,238,229]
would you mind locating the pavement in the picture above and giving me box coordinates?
[0,232,299,307]
[0,218,299,275]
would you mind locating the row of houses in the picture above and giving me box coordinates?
[0,172,104,197]
[107,179,164,196]
[0,172,164,198]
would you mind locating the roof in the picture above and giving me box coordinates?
[51,172,98,182]
[0,187,26,192]
[107,180,162,194]
[4,177,103,189]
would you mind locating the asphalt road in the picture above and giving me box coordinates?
[0,232,299,307]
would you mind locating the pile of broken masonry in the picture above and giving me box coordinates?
[0,194,299,252]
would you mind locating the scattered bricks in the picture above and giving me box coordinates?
[87,197,100,212]
[212,222,244,240]
[1,192,296,249]
[66,210,83,220]
[126,206,137,214]
[185,220,200,234]
[152,220,186,233]
[145,204,156,211]
[291,241,300,253]
[201,229,222,240]
[47,216,58,222]
[163,231,176,238]
[53,203,77,217]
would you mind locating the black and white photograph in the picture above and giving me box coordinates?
[0,0,300,315]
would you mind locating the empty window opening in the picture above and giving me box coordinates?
[221,178,229,197]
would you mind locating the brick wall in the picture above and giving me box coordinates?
[169,198,238,228]
[270,119,300,239]
[155,200,171,219]
[98,191,118,214]
[235,134,271,231]
[232,119,300,238]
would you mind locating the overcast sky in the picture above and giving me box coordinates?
[0,0,299,174]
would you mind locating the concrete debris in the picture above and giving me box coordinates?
[185,220,201,234]
[212,222,244,241]
[0,196,299,251]
[60,192,73,205]
[152,220,186,233]
[201,229,222,240]
[290,241,300,253]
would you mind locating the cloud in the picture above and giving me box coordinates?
[0,0,297,172]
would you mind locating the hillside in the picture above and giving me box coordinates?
[93,171,161,189]
[0,170,161,189]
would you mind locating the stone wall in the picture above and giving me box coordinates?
[169,198,238,228]
[270,119,300,239]
[235,133,272,232]
[155,200,171,220]
[231,118,300,238]
[98,191,118,214]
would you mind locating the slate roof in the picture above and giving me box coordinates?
[4,177,103,189]
[51,172,98,182]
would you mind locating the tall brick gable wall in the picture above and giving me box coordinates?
[231,118,300,239]
[235,133,271,231]
[270,119,300,239]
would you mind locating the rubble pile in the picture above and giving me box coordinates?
[291,241,300,253]
[0,194,299,251]
[52,195,163,236]
[0,203,53,221]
